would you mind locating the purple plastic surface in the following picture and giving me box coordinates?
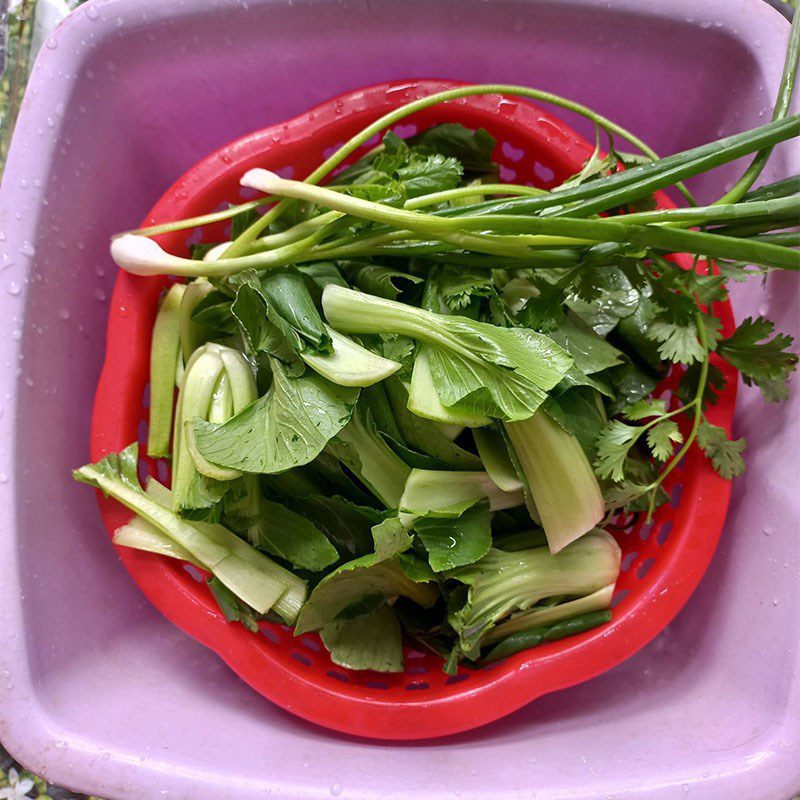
[0,0,798,798]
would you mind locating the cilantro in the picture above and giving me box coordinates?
[696,421,746,479]
[594,420,641,481]
[646,419,683,461]
[622,398,668,421]
[716,317,798,401]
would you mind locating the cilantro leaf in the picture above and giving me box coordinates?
[518,279,567,333]
[677,361,727,408]
[716,317,798,401]
[435,265,495,312]
[594,420,641,481]
[407,123,497,175]
[696,420,746,479]
[647,319,706,365]
[622,398,668,421]
[646,419,683,461]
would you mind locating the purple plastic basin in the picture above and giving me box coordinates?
[1,0,798,798]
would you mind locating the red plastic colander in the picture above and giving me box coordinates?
[90,79,737,740]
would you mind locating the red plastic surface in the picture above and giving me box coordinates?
[90,79,737,740]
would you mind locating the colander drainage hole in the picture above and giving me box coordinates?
[670,483,684,508]
[621,551,638,572]
[365,680,389,690]
[328,670,350,683]
[290,651,312,667]
[185,227,203,247]
[156,459,169,483]
[406,665,428,675]
[501,141,525,162]
[637,557,655,580]
[141,382,151,408]
[405,681,430,691]
[261,627,281,644]
[499,164,517,182]
[300,636,321,652]
[657,521,673,546]
[393,123,418,138]
[611,588,630,608]
[444,674,469,685]
[182,564,205,583]
[534,162,555,183]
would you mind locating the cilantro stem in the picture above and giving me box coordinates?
[646,312,710,519]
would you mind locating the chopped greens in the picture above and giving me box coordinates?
[82,40,800,673]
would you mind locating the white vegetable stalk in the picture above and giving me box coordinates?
[110,231,326,277]
[408,348,491,427]
[399,468,524,527]
[503,411,605,553]
[300,325,402,387]
[147,283,185,457]
[172,343,257,511]
[480,583,616,645]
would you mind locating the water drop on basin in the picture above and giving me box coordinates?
[45,37,58,50]
[94,287,107,301]
[0,473,8,483]
[7,282,20,296]
[20,242,35,257]
[59,308,70,320]
[682,784,690,794]
[330,782,343,796]
[85,4,100,19]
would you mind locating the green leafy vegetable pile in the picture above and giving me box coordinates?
[76,19,799,674]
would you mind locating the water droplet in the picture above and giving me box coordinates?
[19,178,29,189]
[758,304,768,316]
[330,782,343,796]
[0,473,8,484]
[94,287,107,301]
[95,265,105,277]
[763,526,772,536]
[773,598,779,606]
[86,4,100,19]
[682,784,690,794]
[20,242,35,257]
[25,377,34,387]
[59,308,70,320]
[46,37,59,50]
[55,739,69,749]
[699,20,711,29]
[7,282,20,296]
